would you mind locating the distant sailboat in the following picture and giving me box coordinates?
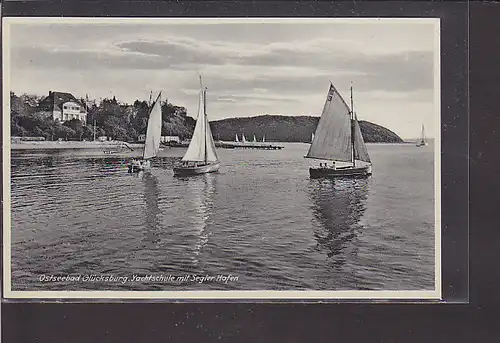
[262,135,265,143]
[235,133,239,142]
[242,133,247,143]
[128,92,163,173]
[416,124,428,147]
[253,134,257,143]
[173,76,220,176]
[306,82,372,178]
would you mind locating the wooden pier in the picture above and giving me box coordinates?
[163,141,284,150]
[216,142,284,150]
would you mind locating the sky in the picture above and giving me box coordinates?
[5,18,439,139]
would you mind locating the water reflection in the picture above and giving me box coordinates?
[308,178,369,260]
[181,174,216,266]
[141,171,161,246]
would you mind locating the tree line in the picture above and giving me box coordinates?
[10,92,195,142]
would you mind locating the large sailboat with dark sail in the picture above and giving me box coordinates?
[306,82,372,178]
[173,76,220,176]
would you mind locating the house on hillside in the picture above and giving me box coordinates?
[37,91,87,125]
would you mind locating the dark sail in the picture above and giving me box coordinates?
[353,114,371,163]
[306,83,352,162]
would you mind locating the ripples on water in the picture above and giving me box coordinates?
[10,143,435,291]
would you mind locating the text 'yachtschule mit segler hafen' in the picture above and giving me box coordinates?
[39,274,239,284]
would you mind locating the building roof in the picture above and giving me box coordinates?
[38,91,87,113]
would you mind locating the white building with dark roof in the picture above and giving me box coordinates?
[37,91,87,125]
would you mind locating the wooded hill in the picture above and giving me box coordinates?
[210,115,403,143]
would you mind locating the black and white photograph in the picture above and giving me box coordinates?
[3,17,440,299]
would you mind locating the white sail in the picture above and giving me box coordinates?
[306,83,352,162]
[235,134,239,142]
[242,134,247,143]
[253,135,257,143]
[143,93,163,160]
[311,132,315,143]
[182,88,219,163]
[262,135,265,142]
[353,114,371,163]
[416,124,427,146]
[420,125,426,144]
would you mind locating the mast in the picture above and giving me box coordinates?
[204,88,207,164]
[143,92,150,159]
[88,95,97,142]
[350,85,355,167]
[144,90,153,156]
[203,79,208,164]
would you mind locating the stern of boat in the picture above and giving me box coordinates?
[309,164,371,179]
[173,162,220,176]
[128,159,151,173]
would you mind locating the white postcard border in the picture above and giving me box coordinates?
[2,17,442,300]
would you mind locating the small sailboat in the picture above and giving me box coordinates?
[242,133,247,144]
[416,124,428,147]
[173,77,220,176]
[253,134,257,143]
[128,92,163,173]
[235,133,240,143]
[262,135,265,143]
[306,82,372,178]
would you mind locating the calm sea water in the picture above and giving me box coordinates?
[10,143,435,291]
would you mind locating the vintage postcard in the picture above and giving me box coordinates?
[3,17,441,299]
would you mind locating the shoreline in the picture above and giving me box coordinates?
[10,141,144,150]
[11,140,417,150]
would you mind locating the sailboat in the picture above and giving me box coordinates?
[173,77,220,176]
[416,124,428,147]
[242,133,247,143]
[262,135,265,143]
[306,82,372,178]
[235,133,240,143]
[253,134,257,143]
[128,92,163,173]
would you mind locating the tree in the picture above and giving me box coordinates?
[56,126,76,140]
[63,119,84,140]
[81,126,94,141]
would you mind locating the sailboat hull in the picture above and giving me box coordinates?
[309,165,371,178]
[128,159,151,173]
[173,162,220,176]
